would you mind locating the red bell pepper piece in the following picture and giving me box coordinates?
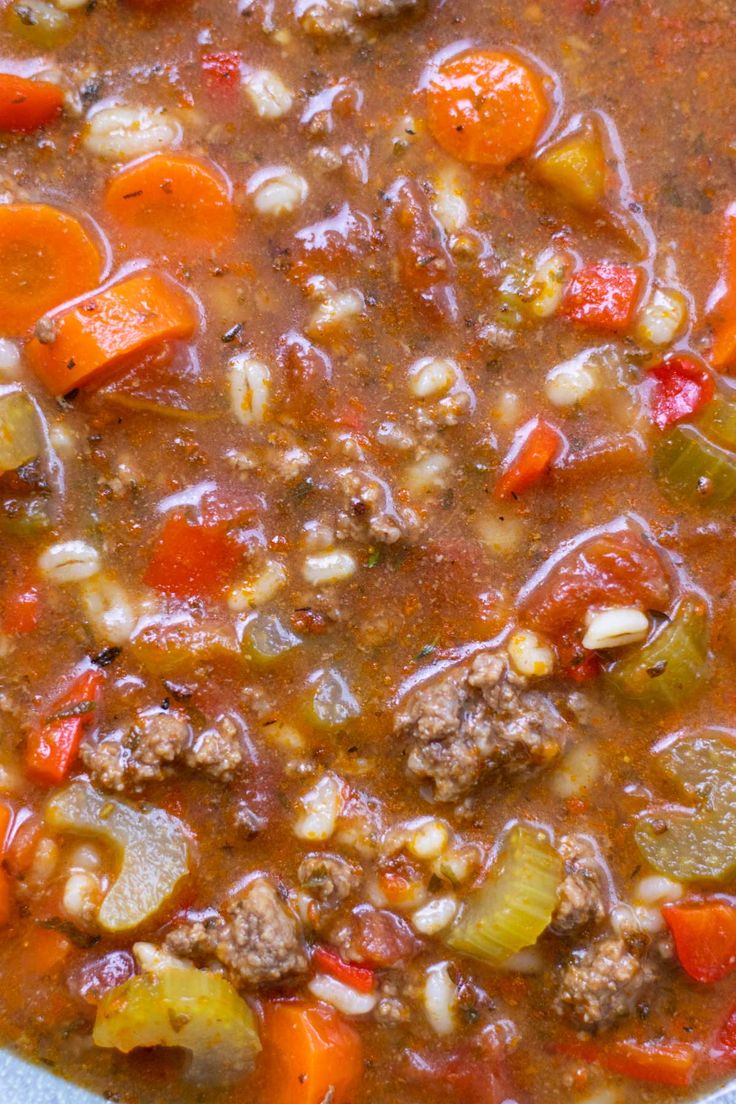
[201,51,242,95]
[312,945,376,994]
[495,417,563,499]
[2,578,40,634]
[647,355,714,429]
[559,1038,698,1088]
[25,668,104,786]
[143,513,240,600]
[711,1006,736,1066]
[563,261,643,332]
[663,899,736,983]
[710,202,736,371]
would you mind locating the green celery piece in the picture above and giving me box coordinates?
[654,424,736,506]
[607,595,709,709]
[635,731,736,882]
[697,398,736,451]
[446,823,562,966]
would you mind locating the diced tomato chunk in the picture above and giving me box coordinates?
[25,668,105,786]
[563,262,643,332]
[143,513,240,600]
[201,51,242,94]
[647,355,714,429]
[312,945,375,993]
[558,1038,697,1088]
[712,1006,736,1066]
[664,899,736,983]
[495,417,564,499]
[2,578,40,634]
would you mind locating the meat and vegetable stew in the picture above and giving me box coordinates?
[0,0,735,1101]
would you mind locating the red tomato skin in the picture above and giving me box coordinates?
[143,513,239,600]
[563,262,643,332]
[647,355,715,429]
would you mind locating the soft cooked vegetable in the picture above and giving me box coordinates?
[664,899,736,983]
[426,50,548,168]
[635,730,736,882]
[303,668,361,729]
[559,1038,697,1088]
[143,514,240,600]
[94,966,260,1082]
[534,119,607,209]
[712,1006,736,1066]
[2,576,40,634]
[606,594,709,709]
[0,204,102,335]
[201,50,242,94]
[710,201,736,371]
[655,423,736,506]
[130,617,241,676]
[27,271,197,395]
[494,417,563,499]
[562,262,643,332]
[5,0,72,48]
[312,945,375,993]
[447,823,562,965]
[0,72,62,132]
[0,391,41,473]
[647,356,714,430]
[45,781,190,931]
[698,396,736,449]
[241,613,301,666]
[25,668,104,786]
[104,153,236,244]
[259,1000,363,1104]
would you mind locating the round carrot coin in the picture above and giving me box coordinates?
[0,204,103,336]
[104,152,236,245]
[427,49,548,168]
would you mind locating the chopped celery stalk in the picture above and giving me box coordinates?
[94,966,261,1083]
[45,781,190,932]
[635,731,736,882]
[130,618,241,677]
[0,391,40,473]
[303,668,361,729]
[446,824,562,966]
[534,124,607,209]
[241,614,301,666]
[6,0,72,48]
[654,425,736,506]
[696,398,736,451]
[606,595,709,709]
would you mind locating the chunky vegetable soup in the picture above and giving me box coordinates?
[0,0,735,1101]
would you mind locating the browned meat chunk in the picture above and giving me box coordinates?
[396,652,566,802]
[298,852,362,908]
[332,905,419,966]
[82,711,243,791]
[552,834,608,935]
[335,467,421,545]
[555,934,655,1029]
[166,879,307,988]
[299,0,419,37]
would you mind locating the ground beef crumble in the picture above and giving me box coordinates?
[335,466,421,545]
[298,0,420,37]
[555,933,656,1029]
[298,852,362,908]
[396,652,567,802]
[81,710,243,791]
[166,878,307,988]
[551,834,609,935]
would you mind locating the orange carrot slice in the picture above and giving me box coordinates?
[427,50,548,168]
[711,202,736,371]
[0,73,63,133]
[259,1001,363,1104]
[104,152,236,245]
[0,204,103,335]
[27,271,197,395]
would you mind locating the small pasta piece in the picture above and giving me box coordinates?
[83,105,181,162]
[303,549,356,586]
[409,356,458,400]
[308,973,377,1016]
[507,629,555,677]
[293,772,344,841]
[48,422,78,458]
[227,560,287,611]
[491,390,520,426]
[403,452,451,496]
[244,69,293,120]
[633,875,683,907]
[549,743,601,800]
[476,513,526,557]
[133,942,189,975]
[582,607,649,650]
[432,167,468,234]
[0,338,21,378]
[528,248,569,319]
[249,168,308,217]
[228,353,271,426]
[411,896,457,935]
[27,837,59,886]
[39,540,100,584]
[80,573,138,645]
[635,287,688,347]
[307,289,365,340]
[406,818,450,860]
[423,962,458,1036]
[545,349,600,408]
[63,870,102,921]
